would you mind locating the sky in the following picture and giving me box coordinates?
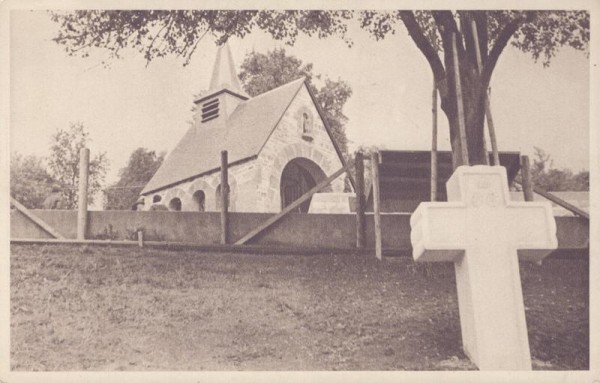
[9,10,591,187]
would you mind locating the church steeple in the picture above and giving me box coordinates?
[208,42,249,98]
[194,42,249,125]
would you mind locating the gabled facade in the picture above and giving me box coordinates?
[138,44,347,212]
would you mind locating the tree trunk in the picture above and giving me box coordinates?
[439,42,487,169]
[399,11,526,170]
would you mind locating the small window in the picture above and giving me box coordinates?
[297,107,314,141]
[302,112,311,134]
[168,198,182,211]
[202,99,219,123]
[153,195,162,203]
[132,198,144,211]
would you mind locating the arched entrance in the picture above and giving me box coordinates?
[192,190,205,212]
[168,197,182,211]
[280,157,328,212]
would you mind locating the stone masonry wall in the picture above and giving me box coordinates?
[141,84,344,212]
[141,160,258,212]
[254,84,345,212]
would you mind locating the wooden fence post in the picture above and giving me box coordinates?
[235,160,354,245]
[471,19,500,166]
[484,89,500,166]
[137,230,144,248]
[77,148,89,240]
[220,150,229,244]
[431,80,438,201]
[371,152,382,260]
[520,155,534,202]
[451,33,469,168]
[355,152,366,249]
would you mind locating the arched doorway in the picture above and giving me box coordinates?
[280,157,328,212]
[192,190,205,212]
[168,197,182,211]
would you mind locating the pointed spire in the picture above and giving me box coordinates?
[208,42,249,98]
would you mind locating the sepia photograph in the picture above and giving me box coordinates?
[1,1,597,382]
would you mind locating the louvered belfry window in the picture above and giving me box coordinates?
[201,99,219,123]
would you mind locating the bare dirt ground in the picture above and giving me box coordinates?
[10,244,588,371]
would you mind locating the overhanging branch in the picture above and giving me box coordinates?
[472,11,488,61]
[481,14,529,90]
[399,11,445,84]
[431,11,462,49]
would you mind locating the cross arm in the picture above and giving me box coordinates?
[410,202,468,262]
[506,202,558,263]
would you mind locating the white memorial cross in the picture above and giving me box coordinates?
[410,166,558,370]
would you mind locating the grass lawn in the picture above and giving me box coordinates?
[10,244,588,371]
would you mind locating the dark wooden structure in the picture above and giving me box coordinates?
[366,150,522,213]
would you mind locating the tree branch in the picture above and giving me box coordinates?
[481,14,529,90]
[431,11,464,73]
[145,15,173,65]
[431,11,461,48]
[457,11,477,67]
[472,11,488,61]
[184,29,210,66]
[399,11,445,84]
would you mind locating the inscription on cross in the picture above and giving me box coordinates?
[410,166,558,370]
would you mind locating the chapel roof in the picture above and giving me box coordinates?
[141,77,306,195]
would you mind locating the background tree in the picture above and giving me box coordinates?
[50,10,589,168]
[104,148,165,210]
[49,11,353,65]
[359,11,589,167]
[48,122,109,209]
[10,153,57,209]
[238,49,352,156]
[529,147,589,191]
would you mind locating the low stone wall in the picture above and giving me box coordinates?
[11,210,77,239]
[10,209,411,249]
[10,209,588,253]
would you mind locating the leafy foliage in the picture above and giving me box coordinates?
[49,10,589,70]
[358,11,589,166]
[239,49,314,96]
[238,49,352,156]
[511,11,589,66]
[529,147,588,191]
[104,148,165,210]
[48,122,109,209]
[10,153,57,209]
[50,10,353,66]
[49,10,589,166]
[359,11,588,66]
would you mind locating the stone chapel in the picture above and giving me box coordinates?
[138,43,348,212]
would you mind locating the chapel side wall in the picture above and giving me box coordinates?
[254,84,345,212]
[141,160,259,212]
[228,161,261,212]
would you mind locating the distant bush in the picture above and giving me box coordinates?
[92,224,119,240]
